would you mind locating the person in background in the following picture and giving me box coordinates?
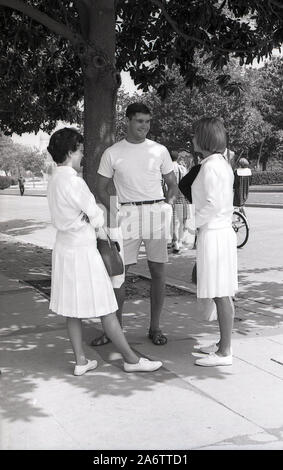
[233,157,252,216]
[169,150,188,253]
[18,176,25,196]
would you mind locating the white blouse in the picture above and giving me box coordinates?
[47,166,104,232]
[191,153,234,229]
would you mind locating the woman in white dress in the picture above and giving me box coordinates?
[191,118,238,367]
[47,128,162,375]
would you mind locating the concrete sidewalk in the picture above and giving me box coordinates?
[1,240,283,450]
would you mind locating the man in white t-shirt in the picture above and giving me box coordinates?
[91,102,177,346]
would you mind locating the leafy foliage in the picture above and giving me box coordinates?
[256,57,283,130]
[0,1,83,134]
[0,175,13,189]
[116,57,283,170]
[0,132,46,176]
[251,170,283,185]
[0,0,282,137]
[116,0,283,94]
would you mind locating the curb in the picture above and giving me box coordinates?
[129,269,197,296]
[250,190,283,193]
[1,192,283,209]
[0,192,283,209]
[245,203,283,209]
[0,192,46,197]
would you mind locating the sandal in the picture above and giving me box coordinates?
[148,329,168,345]
[90,334,111,347]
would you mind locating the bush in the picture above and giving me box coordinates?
[251,171,283,185]
[0,175,12,189]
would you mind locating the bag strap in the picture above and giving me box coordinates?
[101,227,112,246]
[178,166,181,184]
[100,227,121,252]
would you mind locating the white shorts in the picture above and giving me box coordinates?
[119,201,172,265]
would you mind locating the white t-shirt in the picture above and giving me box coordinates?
[98,138,173,202]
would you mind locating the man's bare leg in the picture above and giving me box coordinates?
[147,260,167,345]
[90,265,130,346]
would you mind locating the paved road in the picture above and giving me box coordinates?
[247,192,283,206]
[2,183,283,206]
[250,184,283,192]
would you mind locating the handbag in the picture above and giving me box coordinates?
[196,299,218,322]
[97,229,124,277]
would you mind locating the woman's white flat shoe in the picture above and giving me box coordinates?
[74,359,98,376]
[124,357,162,372]
[195,353,232,367]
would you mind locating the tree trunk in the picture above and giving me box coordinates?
[81,0,120,195]
[262,156,268,171]
[256,138,265,171]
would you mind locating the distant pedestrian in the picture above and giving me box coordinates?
[169,150,188,253]
[18,176,25,196]
[233,157,252,216]
[190,117,238,367]
[46,127,162,375]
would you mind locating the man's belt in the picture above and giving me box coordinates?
[120,199,165,206]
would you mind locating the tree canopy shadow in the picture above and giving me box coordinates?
[1,238,283,425]
[0,286,232,425]
[237,266,283,312]
[0,219,49,237]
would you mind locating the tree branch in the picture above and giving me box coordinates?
[268,0,283,9]
[266,0,283,22]
[74,0,90,40]
[0,0,84,46]
[150,0,205,47]
[149,0,251,55]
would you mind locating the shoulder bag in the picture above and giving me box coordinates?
[97,229,124,277]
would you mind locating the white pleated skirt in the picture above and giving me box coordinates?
[50,225,118,318]
[196,226,238,299]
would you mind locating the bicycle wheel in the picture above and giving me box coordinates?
[232,210,249,248]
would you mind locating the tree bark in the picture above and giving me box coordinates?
[81,0,120,195]
[256,138,265,171]
[262,156,268,171]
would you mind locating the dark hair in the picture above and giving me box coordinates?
[238,157,250,168]
[193,117,227,154]
[126,102,151,119]
[47,128,83,164]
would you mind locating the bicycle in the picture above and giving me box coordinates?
[232,207,249,248]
